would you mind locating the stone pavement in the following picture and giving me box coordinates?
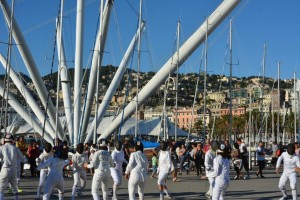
[3,167,299,199]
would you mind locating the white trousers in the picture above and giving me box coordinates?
[157,171,168,186]
[73,169,87,189]
[91,169,110,200]
[43,173,64,200]
[128,171,146,200]
[279,172,297,199]
[212,178,229,200]
[110,168,122,186]
[0,167,18,194]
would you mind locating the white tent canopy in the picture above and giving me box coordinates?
[2,115,188,139]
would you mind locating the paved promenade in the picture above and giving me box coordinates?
[3,167,299,199]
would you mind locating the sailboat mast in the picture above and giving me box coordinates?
[175,20,180,142]
[135,0,143,140]
[294,72,297,142]
[277,62,280,143]
[203,18,208,140]
[229,18,233,143]
[261,43,266,142]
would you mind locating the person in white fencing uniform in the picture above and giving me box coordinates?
[0,134,27,200]
[36,145,70,200]
[71,143,88,199]
[204,140,218,198]
[110,140,128,200]
[276,143,300,200]
[157,141,172,200]
[125,141,148,200]
[88,139,113,200]
[36,143,53,199]
[207,143,230,200]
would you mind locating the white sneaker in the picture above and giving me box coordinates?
[244,175,250,180]
[112,196,118,200]
[279,196,288,200]
[165,195,172,199]
[205,192,210,198]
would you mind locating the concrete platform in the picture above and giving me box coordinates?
[3,167,298,199]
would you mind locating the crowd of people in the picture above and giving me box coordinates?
[1,133,300,200]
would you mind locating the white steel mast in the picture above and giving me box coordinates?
[135,0,143,140]
[99,0,241,140]
[80,0,113,141]
[94,0,104,144]
[229,18,233,143]
[203,18,208,140]
[277,62,280,143]
[56,1,73,143]
[175,20,180,142]
[73,0,85,147]
[294,72,297,142]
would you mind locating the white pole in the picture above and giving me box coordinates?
[294,72,297,142]
[229,18,233,143]
[203,18,208,139]
[74,0,84,147]
[79,0,113,141]
[56,3,73,144]
[99,0,241,139]
[83,22,145,144]
[0,85,53,143]
[277,62,280,143]
[0,0,65,139]
[175,20,180,142]
[135,0,143,140]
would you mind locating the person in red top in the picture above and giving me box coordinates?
[203,139,211,154]
[27,141,40,177]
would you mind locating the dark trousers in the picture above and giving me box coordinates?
[195,159,203,175]
[28,157,37,177]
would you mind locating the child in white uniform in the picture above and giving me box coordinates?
[36,145,69,200]
[36,143,53,199]
[71,143,88,199]
[88,139,113,200]
[110,140,128,200]
[207,143,230,200]
[276,143,300,200]
[125,141,148,200]
[157,141,172,200]
[204,140,218,198]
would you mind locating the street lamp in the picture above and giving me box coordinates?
[248,85,262,169]
[163,77,176,141]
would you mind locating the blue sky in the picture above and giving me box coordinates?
[0,0,299,80]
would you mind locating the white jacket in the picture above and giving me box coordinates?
[0,143,27,168]
[37,157,70,176]
[111,148,128,172]
[125,151,148,176]
[72,152,88,171]
[37,150,53,165]
[276,152,300,174]
[158,150,172,173]
[205,149,216,172]
[89,150,113,172]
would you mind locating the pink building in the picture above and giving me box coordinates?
[220,106,246,116]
